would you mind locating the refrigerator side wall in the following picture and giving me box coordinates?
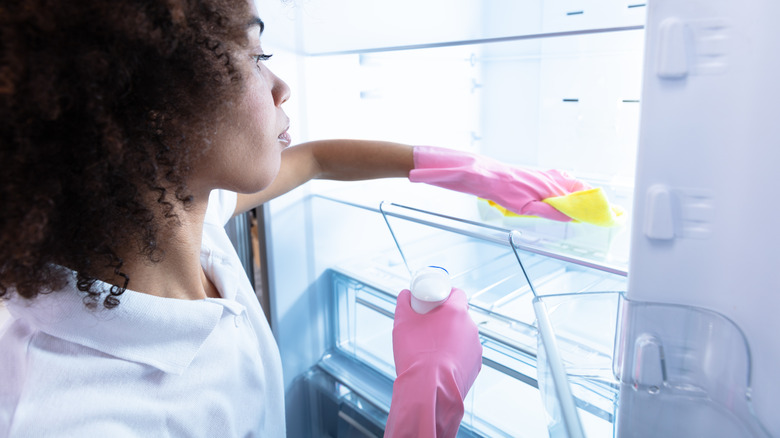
[263,190,323,437]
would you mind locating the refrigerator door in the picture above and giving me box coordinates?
[620,0,779,436]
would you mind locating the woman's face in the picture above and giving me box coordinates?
[190,5,291,197]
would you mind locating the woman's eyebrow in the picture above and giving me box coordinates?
[248,16,265,34]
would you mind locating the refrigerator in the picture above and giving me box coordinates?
[234,0,779,436]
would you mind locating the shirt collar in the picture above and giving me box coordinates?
[200,244,240,302]
[7,275,225,375]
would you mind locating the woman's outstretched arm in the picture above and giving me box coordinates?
[234,139,414,215]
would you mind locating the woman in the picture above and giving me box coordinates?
[0,0,585,436]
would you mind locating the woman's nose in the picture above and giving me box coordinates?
[272,73,290,106]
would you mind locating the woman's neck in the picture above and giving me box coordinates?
[114,196,218,300]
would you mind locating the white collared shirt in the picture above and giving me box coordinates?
[0,190,285,437]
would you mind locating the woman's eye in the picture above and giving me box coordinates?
[253,53,273,67]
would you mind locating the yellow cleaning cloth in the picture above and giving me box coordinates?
[486,187,626,227]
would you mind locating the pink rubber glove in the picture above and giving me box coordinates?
[385,288,483,438]
[409,146,591,222]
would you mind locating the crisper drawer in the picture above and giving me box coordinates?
[315,199,626,437]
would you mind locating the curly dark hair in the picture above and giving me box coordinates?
[0,0,255,308]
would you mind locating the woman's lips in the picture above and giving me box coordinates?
[278,130,291,146]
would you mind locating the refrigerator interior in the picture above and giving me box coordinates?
[255,0,646,436]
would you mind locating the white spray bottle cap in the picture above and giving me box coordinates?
[410,266,451,314]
